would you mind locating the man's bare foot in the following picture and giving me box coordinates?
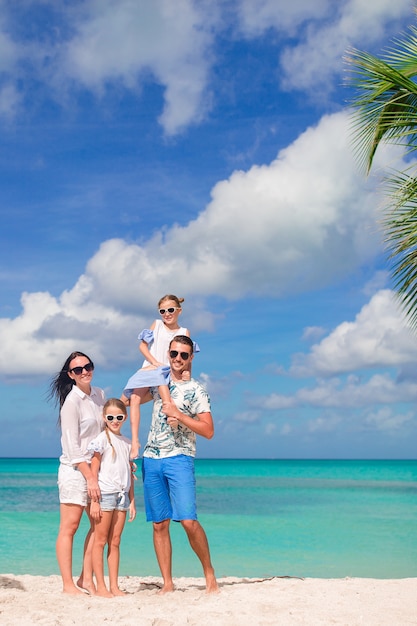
[205,570,219,594]
[76,577,96,595]
[157,582,175,594]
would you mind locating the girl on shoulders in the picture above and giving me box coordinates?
[121,294,192,460]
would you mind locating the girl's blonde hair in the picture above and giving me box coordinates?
[158,294,184,308]
[103,398,127,459]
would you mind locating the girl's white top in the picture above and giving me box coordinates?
[142,319,188,366]
[87,430,132,494]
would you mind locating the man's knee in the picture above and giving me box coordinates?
[153,519,170,535]
[180,519,200,535]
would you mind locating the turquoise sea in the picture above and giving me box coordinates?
[0,458,416,579]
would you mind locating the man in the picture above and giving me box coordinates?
[141,335,218,594]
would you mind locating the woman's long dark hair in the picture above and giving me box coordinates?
[48,352,94,419]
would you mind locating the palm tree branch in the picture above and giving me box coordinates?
[346,26,417,172]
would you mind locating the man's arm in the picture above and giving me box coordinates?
[162,399,214,439]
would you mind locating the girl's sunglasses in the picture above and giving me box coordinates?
[159,307,179,315]
[68,363,94,375]
[105,414,125,422]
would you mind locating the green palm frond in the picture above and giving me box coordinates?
[346,26,417,173]
[382,172,417,327]
[346,22,417,329]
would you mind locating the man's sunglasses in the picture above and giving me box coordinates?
[169,350,191,360]
[105,414,125,422]
[68,363,94,375]
[159,307,179,315]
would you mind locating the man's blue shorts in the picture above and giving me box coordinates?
[142,455,197,522]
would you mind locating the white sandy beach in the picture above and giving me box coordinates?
[0,574,415,626]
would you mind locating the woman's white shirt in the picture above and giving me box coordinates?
[59,385,106,467]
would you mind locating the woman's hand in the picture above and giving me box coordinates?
[86,477,101,503]
[90,500,102,522]
[130,441,141,461]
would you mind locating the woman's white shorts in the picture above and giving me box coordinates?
[58,463,88,506]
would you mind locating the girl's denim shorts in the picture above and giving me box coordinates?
[100,491,130,511]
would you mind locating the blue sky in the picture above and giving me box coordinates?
[1,0,417,459]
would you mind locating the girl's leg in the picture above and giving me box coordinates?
[120,392,129,406]
[129,387,149,459]
[91,510,114,597]
[77,504,97,595]
[159,385,179,429]
[158,385,171,404]
[107,511,128,595]
[56,503,84,594]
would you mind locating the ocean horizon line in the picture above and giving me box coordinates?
[1,456,416,461]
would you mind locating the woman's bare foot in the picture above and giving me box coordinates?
[62,584,87,595]
[76,577,96,595]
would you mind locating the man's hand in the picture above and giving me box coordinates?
[162,399,179,420]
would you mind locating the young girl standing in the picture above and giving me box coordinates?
[121,294,192,461]
[87,398,136,597]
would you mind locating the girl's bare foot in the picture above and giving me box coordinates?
[95,587,114,598]
[110,587,127,596]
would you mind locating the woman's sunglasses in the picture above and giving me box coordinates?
[159,307,179,315]
[169,350,191,360]
[105,414,125,422]
[68,363,94,375]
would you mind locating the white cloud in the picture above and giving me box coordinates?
[254,372,417,412]
[0,0,412,132]
[233,410,262,423]
[61,0,216,135]
[307,415,341,433]
[0,82,20,118]
[0,9,21,119]
[302,326,327,343]
[0,13,18,72]
[364,406,414,431]
[236,0,331,36]
[362,270,389,297]
[0,289,141,378]
[236,0,413,95]
[257,393,296,410]
[291,289,417,377]
[0,111,403,377]
[298,373,417,407]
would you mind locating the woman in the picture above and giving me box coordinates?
[49,351,105,595]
